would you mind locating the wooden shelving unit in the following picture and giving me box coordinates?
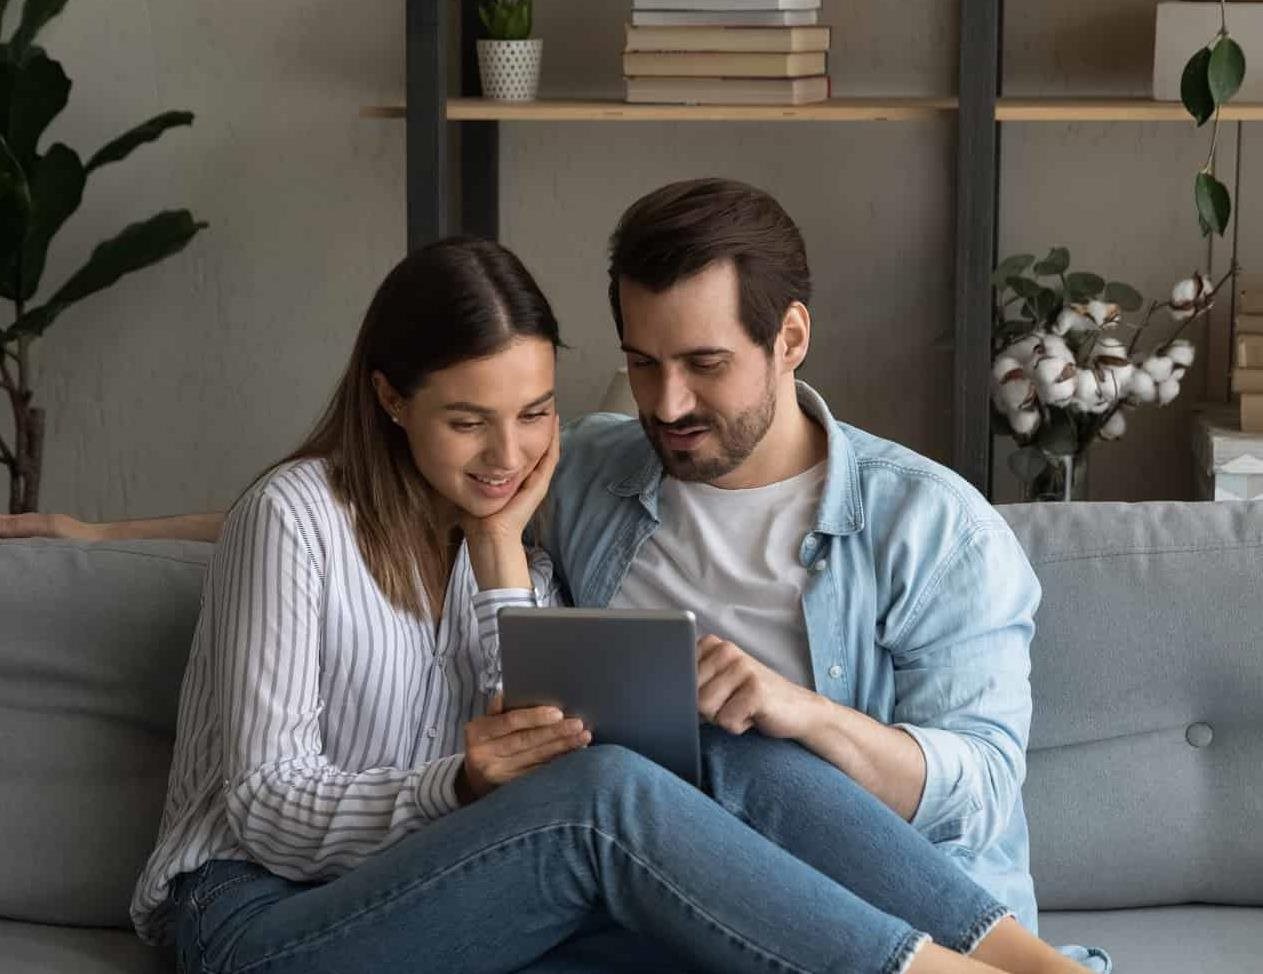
[367,96,1263,124]
[399,1,1259,497]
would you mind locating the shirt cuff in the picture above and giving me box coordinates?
[413,752,465,820]
[894,722,982,841]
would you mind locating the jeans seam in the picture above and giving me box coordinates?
[883,931,931,974]
[955,906,1012,956]
[215,821,815,974]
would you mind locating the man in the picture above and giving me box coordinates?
[3,179,1062,948]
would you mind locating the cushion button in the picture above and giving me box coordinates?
[1185,722,1213,748]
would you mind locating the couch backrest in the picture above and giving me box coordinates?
[1000,501,1263,911]
[0,540,210,928]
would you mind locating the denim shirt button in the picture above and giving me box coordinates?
[811,559,827,572]
[827,664,842,679]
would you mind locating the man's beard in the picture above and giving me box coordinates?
[641,379,777,483]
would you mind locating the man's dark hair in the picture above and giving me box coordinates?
[607,178,812,353]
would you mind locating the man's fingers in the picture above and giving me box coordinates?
[698,667,748,723]
[697,640,742,688]
[713,683,758,735]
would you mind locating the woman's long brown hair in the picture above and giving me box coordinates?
[277,238,561,617]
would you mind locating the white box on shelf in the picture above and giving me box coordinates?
[1193,407,1263,501]
[1154,2,1263,102]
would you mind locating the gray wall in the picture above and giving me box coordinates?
[10,0,1260,518]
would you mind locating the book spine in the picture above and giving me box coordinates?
[1238,335,1263,369]
[1243,394,1263,433]
[1232,368,1263,395]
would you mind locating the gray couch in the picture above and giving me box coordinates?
[1,501,1260,972]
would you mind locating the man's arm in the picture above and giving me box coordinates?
[0,511,227,543]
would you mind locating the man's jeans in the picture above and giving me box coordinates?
[170,730,1008,974]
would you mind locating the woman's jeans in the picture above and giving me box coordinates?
[170,727,1009,974]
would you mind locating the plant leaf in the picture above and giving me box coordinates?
[992,254,1034,288]
[1181,47,1215,125]
[3,142,83,301]
[9,0,69,59]
[0,133,30,290]
[1008,445,1050,483]
[1064,272,1105,301]
[1103,281,1143,311]
[1195,171,1232,237]
[1208,37,1246,105]
[7,48,68,171]
[1032,246,1070,277]
[11,209,207,337]
[86,111,194,173]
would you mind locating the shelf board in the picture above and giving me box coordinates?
[997,98,1263,121]
[363,97,959,122]
[361,97,1263,123]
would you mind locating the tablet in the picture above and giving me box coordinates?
[498,607,701,786]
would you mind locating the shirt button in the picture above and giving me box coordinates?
[426,726,438,739]
[812,559,827,572]
[827,664,842,679]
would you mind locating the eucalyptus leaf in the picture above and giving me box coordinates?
[11,209,207,337]
[1006,276,1046,300]
[1032,246,1070,276]
[1209,37,1246,105]
[1007,445,1050,484]
[1064,271,1105,301]
[9,0,69,58]
[1103,281,1143,311]
[991,254,1034,288]
[1195,171,1231,237]
[7,49,69,171]
[86,111,194,173]
[1181,47,1215,125]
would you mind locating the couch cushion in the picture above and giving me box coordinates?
[1040,906,1263,974]
[0,918,173,974]
[1001,502,1263,910]
[0,540,211,928]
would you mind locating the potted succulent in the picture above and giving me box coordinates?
[990,248,1230,501]
[477,0,542,102]
[0,0,206,514]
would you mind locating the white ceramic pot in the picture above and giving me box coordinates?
[477,38,543,102]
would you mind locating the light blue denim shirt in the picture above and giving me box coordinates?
[541,381,1042,933]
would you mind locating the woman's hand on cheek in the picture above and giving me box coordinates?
[461,414,560,545]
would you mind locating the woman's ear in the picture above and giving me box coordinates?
[778,302,811,373]
[370,371,404,424]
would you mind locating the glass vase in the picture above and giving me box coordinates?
[1025,449,1089,502]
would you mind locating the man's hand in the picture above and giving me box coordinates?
[696,635,818,739]
[457,693,590,802]
[0,513,102,541]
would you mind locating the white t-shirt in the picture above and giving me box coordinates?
[609,461,827,688]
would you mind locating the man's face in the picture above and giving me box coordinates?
[619,260,778,483]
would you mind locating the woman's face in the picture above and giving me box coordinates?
[379,337,557,519]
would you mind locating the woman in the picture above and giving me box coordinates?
[8,238,1086,974]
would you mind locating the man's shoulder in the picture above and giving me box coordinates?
[837,422,1003,536]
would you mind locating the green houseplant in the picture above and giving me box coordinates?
[0,0,206,514]
[476,0,542,102]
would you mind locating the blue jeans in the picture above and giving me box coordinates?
[170,731,1008,974]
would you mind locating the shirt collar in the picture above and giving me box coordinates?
[604,380,865,536]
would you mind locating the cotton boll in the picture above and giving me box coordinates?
[1157,377,1181,406]
[1126,369,1158,404]
[1165,340,1196,368]
[1004,334,1043,368]
[992,355,1023,383]
[1033,356,1077,406]
[1009,408,1040,437]
[997,373,1035,412]
[1087,300,1121,327]
[1092,336,1128,360]
[1072,369,1102,411]
[1141,355,1175,383]
[1040,334,1072,360]
[1054,307,1095,336]
[1099,410,1127,441]
[1171,273,1214,322]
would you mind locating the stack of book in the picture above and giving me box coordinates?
[624,1,830,106]
[1234,276,1263,431]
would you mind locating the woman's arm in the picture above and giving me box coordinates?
[0,511,226,542]
[214,487,461,881]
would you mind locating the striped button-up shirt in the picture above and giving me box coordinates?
[131,459,555,944]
